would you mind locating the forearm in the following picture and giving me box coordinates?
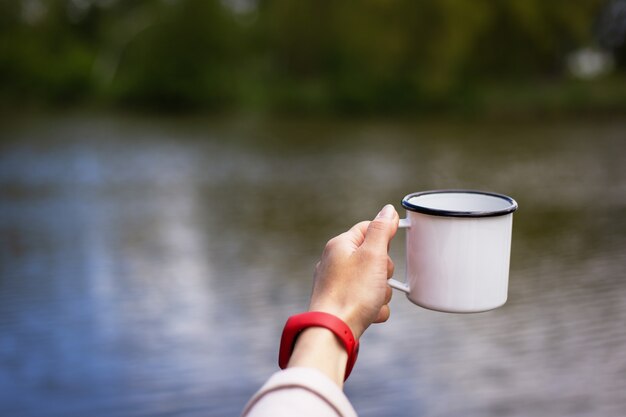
[287,327,348,387]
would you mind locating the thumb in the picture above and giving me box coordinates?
[363,204,399,252]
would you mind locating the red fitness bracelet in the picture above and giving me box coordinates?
[278,311,360,381]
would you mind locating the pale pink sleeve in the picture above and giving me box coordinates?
[241,367,358,417]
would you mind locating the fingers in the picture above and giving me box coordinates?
[327,204,399,253]
[343,221,371,248]
[387,256,395,278]
[384,285,392,304]
[373,287,393,323]
[363,204,399,253]
[374,304,391,323]
[322,221,368,257]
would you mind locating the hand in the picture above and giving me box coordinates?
[287,205,400,386]
[308,204,400,339]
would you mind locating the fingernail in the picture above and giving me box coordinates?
[376,204,395,219]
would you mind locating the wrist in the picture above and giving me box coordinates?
[307,303,365,340]
[278,312,360,383]
[287,327,348,387]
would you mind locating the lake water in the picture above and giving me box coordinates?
[0,113,625,417]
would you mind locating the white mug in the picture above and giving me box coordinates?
[388,190,518,313]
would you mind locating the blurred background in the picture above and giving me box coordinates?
[0,1,625,416]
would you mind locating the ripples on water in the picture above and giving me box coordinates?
[0,113,624,417]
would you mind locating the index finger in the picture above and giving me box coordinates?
[338,221,371,249]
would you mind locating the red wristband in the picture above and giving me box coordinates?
[278,312,360,381]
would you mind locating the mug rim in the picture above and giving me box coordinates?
[401,189,518,218]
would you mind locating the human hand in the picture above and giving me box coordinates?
[308,204,400,340]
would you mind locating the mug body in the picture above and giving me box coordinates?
[402,190,517,313]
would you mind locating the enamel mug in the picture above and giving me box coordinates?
[388,190,518,313]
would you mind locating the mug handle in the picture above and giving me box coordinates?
[387,218,411,294]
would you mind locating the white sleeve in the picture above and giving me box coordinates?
[241,367,358,417]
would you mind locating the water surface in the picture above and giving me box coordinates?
[0,113,625,416]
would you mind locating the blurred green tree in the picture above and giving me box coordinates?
[0,0,617,113]
[0,0,95,102]
[108,0,242,108]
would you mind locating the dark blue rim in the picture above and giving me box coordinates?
[401,190,518,218]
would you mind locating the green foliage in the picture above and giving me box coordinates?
[0,0,618,113]
[108,0,242,108]
[0,0,95,102]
